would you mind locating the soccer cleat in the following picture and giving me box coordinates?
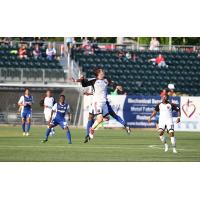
[164,143,169,152]
[89,128,94,139]
[41,139,48,143]
[124,125,131,134]
[26,133,29,136]
[23,132,26,136]
[84,135,90,143]
[173,148,177,154]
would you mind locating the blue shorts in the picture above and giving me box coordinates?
[21,110,32,119]
[50,117,68,129]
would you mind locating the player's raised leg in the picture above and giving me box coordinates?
[89,113,104,139]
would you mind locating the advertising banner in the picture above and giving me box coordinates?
[83,95,181,128]
[174,97,200,131]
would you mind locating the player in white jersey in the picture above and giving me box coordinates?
[40,90,56,136]
[148,94,181,153]
[79,68,111,139]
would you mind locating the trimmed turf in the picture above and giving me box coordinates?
[0,126,199,162]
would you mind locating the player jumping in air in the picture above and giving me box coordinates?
[40,90,56,136]
[148,94,181,153]
[42,95,72,144]
[18,88,34,136]
[73,68,131,142]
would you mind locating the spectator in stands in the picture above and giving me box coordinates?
[82,37,89,48]
[46,43,56,60]
[148,54,168,68]
[111,85,127,95]
[19,44,27,59]
[0,37,11,46]
[82,37,92,55]
[33,44,41,59]
[160,89,167,97]
[91,37,99,52]
[126,52,132,60]
[117,51,125,60]
[149,37,160,51]
[66,37,73,55]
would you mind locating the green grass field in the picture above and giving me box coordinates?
[0,125,200,161]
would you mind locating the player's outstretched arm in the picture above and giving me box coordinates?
[148,111,157,123]
[71,75,84,83]
[176,109,181,123]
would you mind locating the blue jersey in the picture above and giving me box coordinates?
[52,102,70,119]
[18,95,34,112]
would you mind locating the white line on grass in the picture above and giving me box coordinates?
[0,145,197,152]
[148,145,194,152]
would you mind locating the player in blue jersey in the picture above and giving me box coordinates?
[42,95,72,144]
[18,88,34,136]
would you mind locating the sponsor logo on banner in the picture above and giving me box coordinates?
[174,97,200,131]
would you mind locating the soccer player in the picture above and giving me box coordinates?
[74,68,130,141]
[73,72,131,142]
[18,88,34,136]
[42,95,72,144]
[148,94,181,153]
[41,90,56,136]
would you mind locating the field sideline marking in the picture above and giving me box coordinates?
[0,145,197,152]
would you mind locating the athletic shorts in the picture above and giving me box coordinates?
[158,120,174,133]
[21,110,32,119]
[89,101,109,116]
[44,111,51,122]
[50,117,68,129]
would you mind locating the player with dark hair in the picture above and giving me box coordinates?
[148,94,181,153]
[18,88,34,136]
[73,68,131,142]
[42,95,72,144]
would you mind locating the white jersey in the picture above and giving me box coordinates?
[44,97,55,114]
[155,101,180,123]
[92,79,108,103]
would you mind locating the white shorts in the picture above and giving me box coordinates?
[158,120,174,133]
[44,111,51,122]
[89,101,108,116]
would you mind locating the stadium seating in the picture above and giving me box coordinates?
[0,45,65,82]
[72,49,200,95]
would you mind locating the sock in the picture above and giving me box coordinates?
[26,123,31,133]
[86,119,94,137]
[159,135,166,143]
[45,128,51,140]
[170,137,176,147]
[22,122,25,132]
[66,130,72,144]
[112,114,126,126]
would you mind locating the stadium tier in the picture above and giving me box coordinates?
[0,45,65,82]
[72,49,200,96]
